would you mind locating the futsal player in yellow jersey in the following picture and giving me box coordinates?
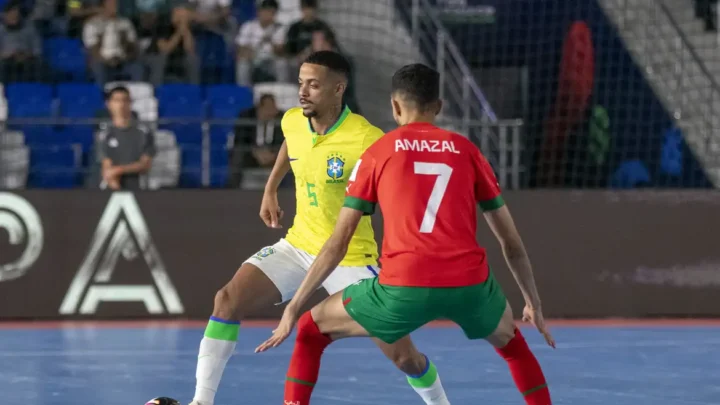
[189,51,451,405]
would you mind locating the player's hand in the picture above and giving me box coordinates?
[522,305,555,349]
[259,191,284,228]
[255,307,299,353]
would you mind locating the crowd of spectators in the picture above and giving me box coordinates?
[0,0,359,109]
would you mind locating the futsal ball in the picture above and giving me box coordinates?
[145,397,180,405]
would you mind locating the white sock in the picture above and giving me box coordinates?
[193,318,239,405]
[407,356,451,405]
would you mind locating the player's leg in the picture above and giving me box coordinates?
[447,272,552,405]
[284,291,368,404]
[193,240,307,405]
[323,267,451,405]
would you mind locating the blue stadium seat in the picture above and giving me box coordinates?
[611,160,651,188]
[178,144,202,188]
[44,38,88,82]
[57,83,103,115]
[156,84,203,104]
[196,32,234,84]
[6,83,55,142]
[210,145,229,187]
[27,145,81,188]
[206,85,253,146]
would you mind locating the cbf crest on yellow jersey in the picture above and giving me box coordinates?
[282,106,383,266]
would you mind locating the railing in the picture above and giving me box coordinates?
[0,118,523,190]
[657,0,719,157]
[398,0,519,181]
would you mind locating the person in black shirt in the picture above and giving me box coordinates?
[146,5,200,85]
[227,94,285,187]
[285,0,333,73]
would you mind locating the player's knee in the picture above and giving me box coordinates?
[213,285,242,320]
[296,312,328,346]
[391,352,426,376]
[488,319,517,349]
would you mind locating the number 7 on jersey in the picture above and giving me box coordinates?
[414,162,453,233]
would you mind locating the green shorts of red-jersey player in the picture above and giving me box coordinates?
[342,271,507,344]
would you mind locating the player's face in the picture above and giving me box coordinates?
[298,63,343,118]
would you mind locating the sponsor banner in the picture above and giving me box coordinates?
[0,190,719,319]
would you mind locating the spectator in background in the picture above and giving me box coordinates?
[227,93,284,187]
[66,0,103,38]
[99,86,156,190]
[0,1,44,83]
[146,5,199,85]
[235,0,288,86]
[309,28,361,113]
[29,0,63,36]
[83,0,143,86]
[135,0,172,51]
[285,0,333,71]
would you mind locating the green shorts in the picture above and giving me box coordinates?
[342,271,507,344]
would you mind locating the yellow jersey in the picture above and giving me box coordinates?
[282,106,383,266]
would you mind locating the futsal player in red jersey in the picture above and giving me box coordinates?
[257,63,556,405]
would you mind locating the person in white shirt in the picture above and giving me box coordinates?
[235,0,288,86]
[82,0,143,86]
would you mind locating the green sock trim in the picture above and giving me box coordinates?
[286,376,315,387]
[407,361,438,388]
[204,319,240,341]
[522,383,548,396]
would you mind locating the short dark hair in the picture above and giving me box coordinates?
[301,0,318,9]
[106,86,131,100]
[258,0,278,10]
[391,64,440,111]
[304,50,351,80]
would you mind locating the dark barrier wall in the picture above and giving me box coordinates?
[1,190,719,320]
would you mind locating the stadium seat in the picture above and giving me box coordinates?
[133,97,159,124]
[105,81,154,100]
[0,97,7,122]
[147,130,181,190]
[156,83,203,103]
[611,160,651,188]
[210,145,229,187]
[57,83,103,119]
[6,83,55,142]
[44,38,87,82]
[0,130,24,146]
[253,82,299,111]
[178,143,202,188]
[196,32,234,84]
[0,144,29,189]
[57,83,103,152]
[207,84,253,146]
[27,144,81,188]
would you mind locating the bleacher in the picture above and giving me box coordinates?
[0,0,303,189]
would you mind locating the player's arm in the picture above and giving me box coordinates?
[263,140,290,193]
[285,207,363,313]
[484,206,541,309]
[474,152,541,309]
[286,153,378,313]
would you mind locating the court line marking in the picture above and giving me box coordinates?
[1,318,719,330]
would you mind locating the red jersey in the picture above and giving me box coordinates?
[343,122,504,287]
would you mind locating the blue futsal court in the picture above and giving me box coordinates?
[1,323,717,405]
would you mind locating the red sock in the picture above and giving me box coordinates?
[284,311,332,405]
[495,327,552,405]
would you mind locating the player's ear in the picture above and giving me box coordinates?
[434,99,443,116]
[336,80,347,97]
[391,97,401,117]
